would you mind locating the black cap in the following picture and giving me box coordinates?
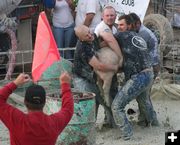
[25,84,46,104]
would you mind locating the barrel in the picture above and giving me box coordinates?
[44,91,96,145]
[40,59,96,144]
[39,59,73,92]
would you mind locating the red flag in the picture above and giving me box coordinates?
[32,11,60,82]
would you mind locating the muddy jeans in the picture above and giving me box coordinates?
[73,75,114,124]
[111,70,155,138]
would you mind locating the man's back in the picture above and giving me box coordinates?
[9,112,65,145]
[138,24,160,70]
[139,24,158,51]
[115,31,151,80]
[0,78,73,145]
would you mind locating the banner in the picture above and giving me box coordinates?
[32,11,60,82]
[107,0,150,22]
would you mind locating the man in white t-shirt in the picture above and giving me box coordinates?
[94,5,123,128]
[75,0,107,32]
[94,5,122,59]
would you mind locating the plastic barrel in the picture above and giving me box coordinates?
[38,59,73,93]
[44,91,96,145]
[40,59,96,144]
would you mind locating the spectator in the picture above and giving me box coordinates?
[73,25,118,127]
[52,0,77,60]
[75,0,107,32]
[0,72,74,145]
[94,5,122,57]
[94,5,123,128]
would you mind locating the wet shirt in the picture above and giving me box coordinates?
[73,35,99,83]
[114,31,151,80]
[139,25,160,66]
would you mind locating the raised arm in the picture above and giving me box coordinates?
[0,73,30,126]
[0,73,30,103]
[53,72,74,130]
[84,13,95,27]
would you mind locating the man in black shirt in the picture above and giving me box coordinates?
[111,21,158,140]
[73,25,118,127]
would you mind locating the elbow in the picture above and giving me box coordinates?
[86,13,94,20]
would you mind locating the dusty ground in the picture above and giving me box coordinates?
[96,99,180,145]
[95,77,180,145]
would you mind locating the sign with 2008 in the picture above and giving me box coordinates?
[107,0,150,21]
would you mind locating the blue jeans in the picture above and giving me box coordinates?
[111,70,155,139]
[53,23,77,60]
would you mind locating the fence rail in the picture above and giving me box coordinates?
[0,45,180,84]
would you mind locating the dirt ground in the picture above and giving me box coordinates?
[96,99,180,145]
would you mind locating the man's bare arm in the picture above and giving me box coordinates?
[99,31,123,67]
[84,13,95,27]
